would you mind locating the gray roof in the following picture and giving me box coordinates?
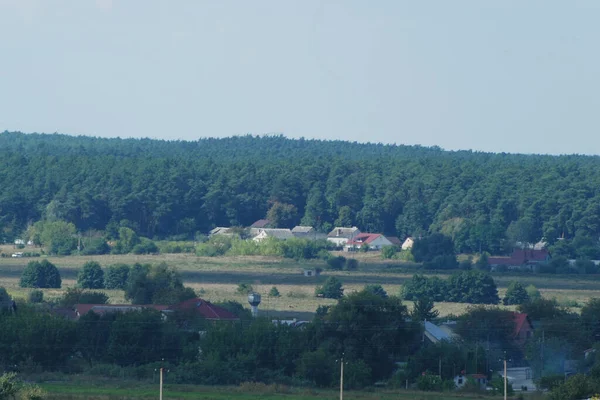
[292,226,314,233]
[424,321,456,343]
[259,228,294,240]
[327,227,360,238]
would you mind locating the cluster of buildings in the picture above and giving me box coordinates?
[210,220,414,251]
[53,297,240,322]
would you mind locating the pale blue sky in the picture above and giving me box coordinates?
[1,0,599,155]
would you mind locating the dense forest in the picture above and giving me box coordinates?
[1,131,600,254]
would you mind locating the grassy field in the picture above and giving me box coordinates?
[1,246,600,317]
[39,381,539,400]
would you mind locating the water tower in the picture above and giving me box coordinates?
[247,293,261,317]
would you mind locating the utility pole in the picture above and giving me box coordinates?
[503,352,507,400]
[339,356,345,400]
[159,367,163,400]
[540,329,545,378]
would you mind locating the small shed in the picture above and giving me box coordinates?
[454,374,487,390]
[303,268,321,277]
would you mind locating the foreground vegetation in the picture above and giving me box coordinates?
[38,381,537,400]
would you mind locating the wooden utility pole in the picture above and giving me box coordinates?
[159,367,163,400]
[503,353,507,400]
[339,357,344,400]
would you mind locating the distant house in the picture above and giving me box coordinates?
[252,228,294,242]
[512,312,534,347]
[401,237,414,251]
[345,233,393,251]
[167,298,239,322]
[209,227,232,236]
[71,298,238,322]
[14,239,24,246]
[327,227,361,246]
[292,226,314,239]
[423,321,458,344]
[454,374,487,390]
[488,249,551,271]
[250,219,272,229]
[302,268,321,277]
[387,236,402,247]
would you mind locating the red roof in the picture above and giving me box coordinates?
[512,312,532,337]
[250,219,271,228]
[168,298,239,321]
[346,233,382,246]
[489,249,549,266]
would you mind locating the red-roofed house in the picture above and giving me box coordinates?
[71,299,239,323]
[167,298,239,321]
[488,249,551,271]
[344,233,393,251]
[512,312,534,347]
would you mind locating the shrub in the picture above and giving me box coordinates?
[344,258,359,270]
[268,286,280,297]
[503,281,530,305]
[364,284,387,298]
[28,290,44,303]
[417,374,443,391]
[81,237,110,255]
[59,287,109,307]
[77,261,105,289]
[327,256,346,270]
[315,277,343,299]
[381,246,397,259]
[20,260,62,288]
[104,264,130,290]
[236,283,254,295]
[525,284,541,301]
[423,254,459,270]
[132,238,159,255]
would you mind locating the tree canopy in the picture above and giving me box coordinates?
[0,131,600,255]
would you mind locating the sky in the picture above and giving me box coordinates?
[1,0,599,155]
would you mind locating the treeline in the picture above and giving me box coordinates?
[2,131,600,254]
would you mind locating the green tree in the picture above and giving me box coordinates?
[28,290,43,303]
[266,202,298,228]
[124,263,195,304]
[19,260,62,288]
[334,205,354,227]
[296,349,335,387]
[581,298,600,343]
[411,297,439,321]
[104,264,130,290]
[77,261,105,289]
[447,270,500,304]
[268,286,280,297]
[381,245,397,259]
[301,184,330,230]
[319,289,419,382]
[525,284,542,301]
[364,284,387,298]
[36,219,77,255]
[0,287,10,311]
[0,372,20,399]
[503,281,530,305]
[316,277,343,299]
[112,227,140,254]
[412,233,455,263]
[59,287,109,307]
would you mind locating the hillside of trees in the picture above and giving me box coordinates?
[1,131,600,254]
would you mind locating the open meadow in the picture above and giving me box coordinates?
[2,246,600,317]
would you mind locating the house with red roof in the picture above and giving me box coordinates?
[344,233,393,251]
[167,298,239,321]
[512,312,534,347]
[488,249,551,271]
[70,298,239,323]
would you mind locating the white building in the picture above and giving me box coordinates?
[327,227,361,246]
